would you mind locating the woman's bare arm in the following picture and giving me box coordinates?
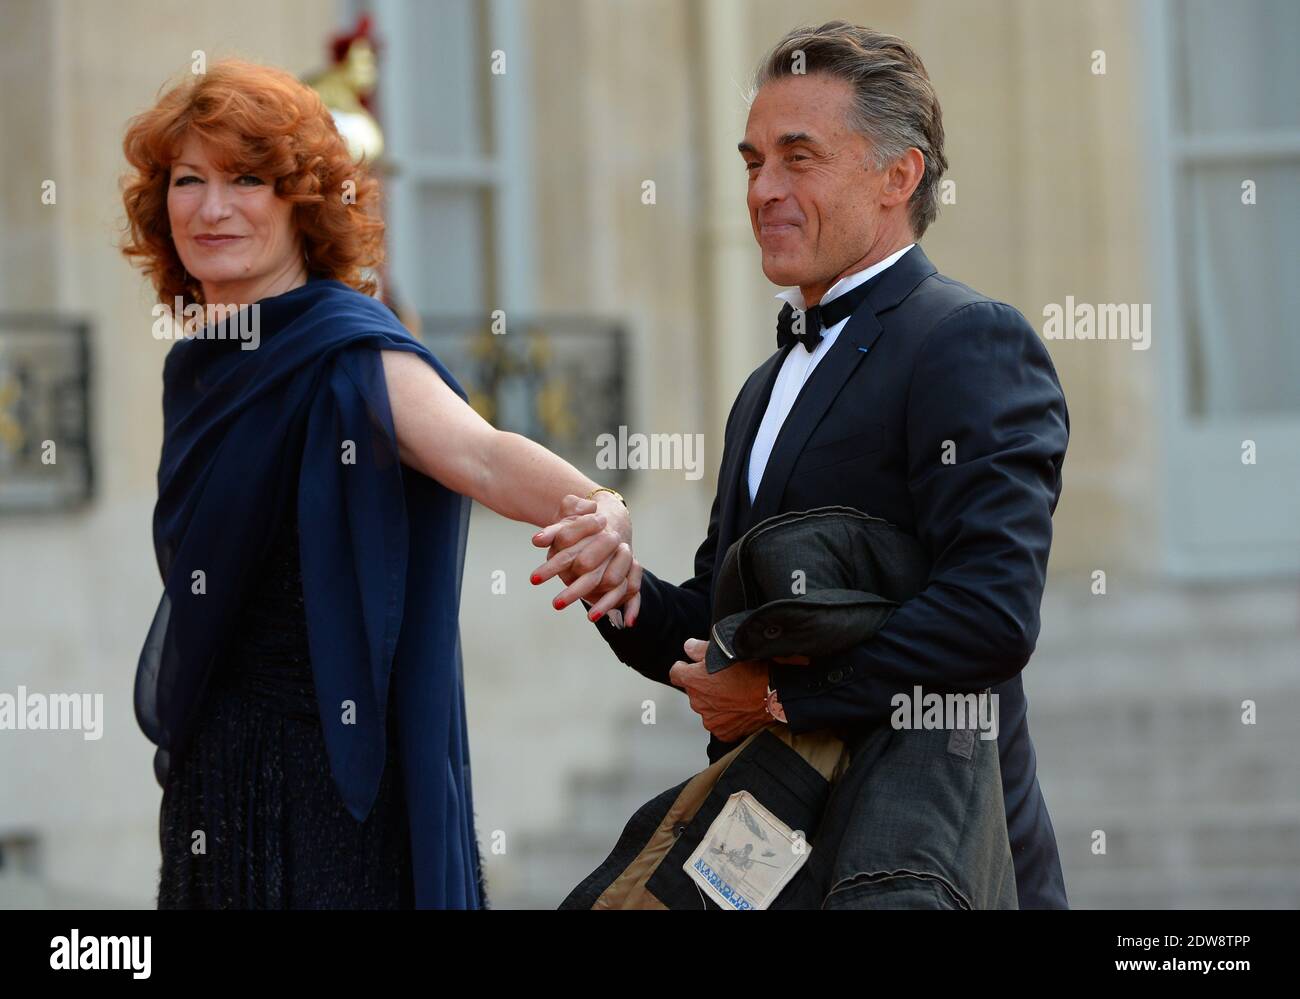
[380,349,639,618]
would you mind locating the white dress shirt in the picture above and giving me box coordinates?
[746,243,915,502]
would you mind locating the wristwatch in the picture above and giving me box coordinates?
[764,685,787,724]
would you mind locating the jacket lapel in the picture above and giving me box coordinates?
[748,244,937,526]
[713,348,786,590]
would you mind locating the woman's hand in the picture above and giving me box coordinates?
[530,494,642,625]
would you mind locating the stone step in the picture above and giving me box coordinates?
[1049,805,1300,869]
[1057,866,1300,909]
[492,827,631,908]
[1026,697,1297,752]
[1035,763,1298,807]
[1037,583,1298,645]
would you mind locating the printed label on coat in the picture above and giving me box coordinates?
[683,790,811,910]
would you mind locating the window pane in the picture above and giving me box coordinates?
[405,186,490,315]
[1177,0,1300,134]
[1181,160,1300,417]
[403,0,488,157]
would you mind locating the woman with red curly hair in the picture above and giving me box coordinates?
[123,59,640,909]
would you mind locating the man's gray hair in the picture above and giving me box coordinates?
[752,21,948,237]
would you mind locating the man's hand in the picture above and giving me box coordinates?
[668,638,773,742]
[530,493,642,624]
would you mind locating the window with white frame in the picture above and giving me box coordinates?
[356,0,534,316]
[1147,0,1300,576]
[1172,0,1300,417]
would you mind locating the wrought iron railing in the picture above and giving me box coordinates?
[417,315,629,488]
[0,315,93,512]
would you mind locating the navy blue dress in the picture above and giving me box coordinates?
[138,278,486,908]
[156,499,414,908]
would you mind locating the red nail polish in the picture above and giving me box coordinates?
[530,574,541,585]
[554,598,565,610]
[589,609,600,621]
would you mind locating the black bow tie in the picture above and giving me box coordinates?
[776,273,881,352]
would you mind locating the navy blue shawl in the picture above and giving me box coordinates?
[135,277,484,908]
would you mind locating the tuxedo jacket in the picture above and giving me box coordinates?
[594,244,1070,909]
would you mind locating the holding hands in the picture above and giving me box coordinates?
[530,492,643,625]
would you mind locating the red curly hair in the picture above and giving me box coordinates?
[120,58,384,308]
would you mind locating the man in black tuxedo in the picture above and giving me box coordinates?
[534,22,1069,908]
